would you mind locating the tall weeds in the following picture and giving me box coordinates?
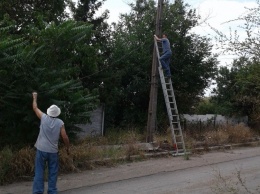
[0,147,13,184]
[0,129,144,185]
[0,124,257,185]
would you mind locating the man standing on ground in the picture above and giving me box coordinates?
[32,92,70,194]
[154,33,172,77]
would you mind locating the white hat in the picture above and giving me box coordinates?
[47,105,61,117]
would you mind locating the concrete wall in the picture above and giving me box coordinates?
[76,110,248,139]
[182,114,248,125]
[76,106,104,139]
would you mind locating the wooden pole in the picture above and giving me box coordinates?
[146,0,163,142]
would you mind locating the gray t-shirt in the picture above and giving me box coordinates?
[35,113,64,153]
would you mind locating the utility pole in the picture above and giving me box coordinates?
[146,0,163,143]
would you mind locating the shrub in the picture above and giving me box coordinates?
[0,147,13,184]
[11,147,35,179]
[226,123,254,143]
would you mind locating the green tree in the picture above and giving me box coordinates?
[212,58,260,124]
[210,65,239,116]
[0,20,99,147]
[212,1,260,124]
[194,98,217,114]
[69,0,107,23]
[235,61,260,122]
[0,0,69,33]
[103,0,218,128]
[68,0,112,93]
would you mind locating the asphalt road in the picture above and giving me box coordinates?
[61,154,260,194]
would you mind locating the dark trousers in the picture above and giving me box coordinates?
[160,50,172,76]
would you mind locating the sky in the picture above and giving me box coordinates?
[99,0,257,66]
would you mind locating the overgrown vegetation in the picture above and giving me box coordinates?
[184,123,256,150]
[0,129,145,185]
[0,124,257,185]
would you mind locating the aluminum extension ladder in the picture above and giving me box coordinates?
[154,38,186,155]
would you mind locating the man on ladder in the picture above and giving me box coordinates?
[154,33,172,78]
[154,33,186,154]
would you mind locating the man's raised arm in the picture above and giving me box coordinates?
[32,92,43,119]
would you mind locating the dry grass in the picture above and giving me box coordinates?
[11,147,35,178]
[60,130,145,172]
[0,147,36,184]
[0,124,257,185]
[153,123,256,153]
[0,129,145,185]
[184,123,256,149]
[0,147,13,184]
[205,123,255,145]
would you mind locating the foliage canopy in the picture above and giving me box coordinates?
[211,0,260,125]
[101,0,218,129]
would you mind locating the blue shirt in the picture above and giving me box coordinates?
[162,38,172,53]
[34,114,64,153]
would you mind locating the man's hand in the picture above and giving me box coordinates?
[154,34,160,41]
[32,92,38,99]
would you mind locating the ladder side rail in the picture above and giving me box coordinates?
[159,77,177,148]
[167,86,182,153]
[154,38,178,147]
[167,81,186,152]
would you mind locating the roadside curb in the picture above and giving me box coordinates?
[115,140,260,161]
[196,141,260,151]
